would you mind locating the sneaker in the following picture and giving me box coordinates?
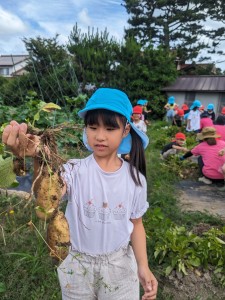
[218,185,225,191]
[198,176,212,185]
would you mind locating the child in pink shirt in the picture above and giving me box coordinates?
[180,127,225,185]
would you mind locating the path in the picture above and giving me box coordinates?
[177,179,225,220]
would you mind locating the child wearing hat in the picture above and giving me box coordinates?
[206,104,215,122]
[186,99,202,132]
[3,88,158,299]
[161,132,188,159]
[137,99,151,125]
[180,127,225,185]
[172,109,184,127]
[164,96,178,124]
[132,106,147,133]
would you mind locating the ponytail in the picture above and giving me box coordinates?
[128,127,147,186]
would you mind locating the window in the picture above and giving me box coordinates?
[185,92,195,106]
[0,68,10,75]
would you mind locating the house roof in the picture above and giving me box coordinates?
[163,75,225,92]
[0,55,29,66]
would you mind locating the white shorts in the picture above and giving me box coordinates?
[57,244,139,300]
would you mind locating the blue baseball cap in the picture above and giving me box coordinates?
[137,99,148,105]
[207,103,214,110]
[168,96,175,105]
[137,99,145,105]
[190,100,201,110]
[78,88,149,154]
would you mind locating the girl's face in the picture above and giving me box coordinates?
[132,113,141,121]
[86,116,130,157]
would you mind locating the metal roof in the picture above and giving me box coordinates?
[0,55,29,66]
[163,75,225,92]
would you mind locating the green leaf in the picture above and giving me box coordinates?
[0,282,6,293]
[33,112,40,122]
[41,102,61,112]
[0,155,17,188]
[165,265,173,276]
[189,257,201,267]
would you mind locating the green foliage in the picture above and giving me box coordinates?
[0,196,61,299]
[123,0,225,61]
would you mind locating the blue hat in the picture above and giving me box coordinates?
[190,100,201,110]
[137,99,146,105]
[78,88,149,154]
[168,96,175,105]
[207,103,214,110]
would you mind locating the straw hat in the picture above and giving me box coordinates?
[197,127,221,140]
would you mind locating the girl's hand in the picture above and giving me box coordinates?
[138,265,158,299]
[2,121,40,157]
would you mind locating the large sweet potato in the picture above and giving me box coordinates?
[47,211,70,260]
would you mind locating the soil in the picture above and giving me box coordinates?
[160,179,225,300]
[177,179,225,220]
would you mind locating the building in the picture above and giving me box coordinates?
[163,75,225,114]
[0,55,29,77]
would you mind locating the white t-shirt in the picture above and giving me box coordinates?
[133,120,147,133]
[62,154,149,255]
[186,110,201,131]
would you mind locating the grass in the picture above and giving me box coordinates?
[0,120,224,299]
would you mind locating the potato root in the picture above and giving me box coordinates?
[47,211,70,260]
[35,170,62,220]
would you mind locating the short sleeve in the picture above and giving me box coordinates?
[130,176,149,219]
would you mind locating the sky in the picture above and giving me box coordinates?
[1,0,225,71]
[0,0,128,52]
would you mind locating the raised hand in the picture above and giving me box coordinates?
[2,121,40,157]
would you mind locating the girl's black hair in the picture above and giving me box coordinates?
[84,109,146,186]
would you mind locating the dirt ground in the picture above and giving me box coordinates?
[160,179,225,300]
[177,179,225,220]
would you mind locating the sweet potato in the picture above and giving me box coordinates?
[35,170,62,220]
[47,211,70,260]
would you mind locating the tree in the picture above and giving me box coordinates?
[122,0,225,62]
[23,35,79,104]
[113,38,177,117]
[67,24,120,93]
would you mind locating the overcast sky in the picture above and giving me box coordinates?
[1,0,225,70]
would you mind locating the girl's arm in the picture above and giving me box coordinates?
[131,217,158,300]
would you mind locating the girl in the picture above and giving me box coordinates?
[132,105,147,133]
[2,88,158,300]
[186,99,202,133]
[164,96,178,124]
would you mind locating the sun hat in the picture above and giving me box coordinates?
[197,127,221,140]
[78,88,149,154]
[207,103,214,110]
[175,132,186,140]
[221,107,225,115]
[177,109,184,117]
[190,100,201,110]
[133,106,143,114]
[168,96,175,105]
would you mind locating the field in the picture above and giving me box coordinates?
[0,121,225,300]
